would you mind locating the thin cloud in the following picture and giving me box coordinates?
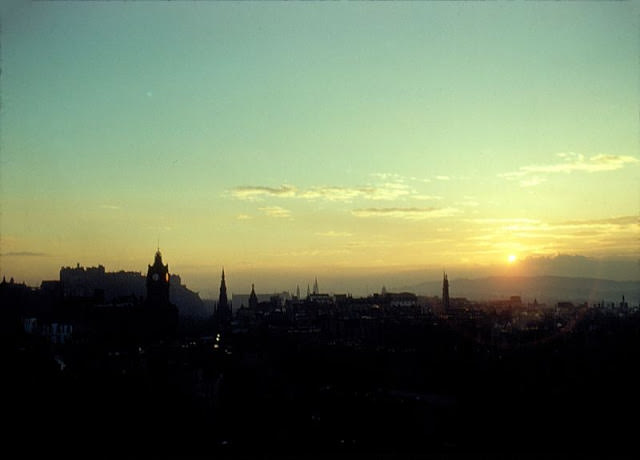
[556,216,638,227]
[299,186,378,201]
[230,185,297,201]
[369,172,404,181]
[467,218,541,224]
[462,215,637,257]
[435,175,450,181]
[230,183,412,202]
[1,251,49,257]
[522,153,638,173]
[259,206,292,218]
[352,207,461,220]
[500,153,639,186]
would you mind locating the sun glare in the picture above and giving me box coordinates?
[508,254,517,264]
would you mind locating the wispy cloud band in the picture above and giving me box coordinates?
[229,182,412,202]
[1,251,49,257]
[259,206,292,218]
[500,153,638,186]
[352,207,461,220]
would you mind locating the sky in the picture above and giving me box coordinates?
[1,1,638,297]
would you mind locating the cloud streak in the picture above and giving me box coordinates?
[500,153,638,186]
[230,185,297,201]
[259,206,292,218]
[230,183,412,202]
[1,251,49,257]
[461,215,638,257]
[556,216,638,227]
[352,207,461,220]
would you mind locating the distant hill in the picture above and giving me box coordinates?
[398,276,639,306]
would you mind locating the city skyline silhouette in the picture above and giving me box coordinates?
[2,247,639,456]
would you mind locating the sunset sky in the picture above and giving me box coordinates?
[1,1,638,297]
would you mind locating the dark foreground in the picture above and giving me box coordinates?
[2,309,639,458]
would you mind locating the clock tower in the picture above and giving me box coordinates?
[146,249,170,306]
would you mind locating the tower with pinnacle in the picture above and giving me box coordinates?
[442,272,450,311]
[146,249,170,307]
[144,248,178,342]
[217,269,230,329]
[249,283,258,310]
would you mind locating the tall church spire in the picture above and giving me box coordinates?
[249,283,258,310]
[219,268,228,309]
[442,271,450,310]
[313,277,319,295]
[217,268,230,327]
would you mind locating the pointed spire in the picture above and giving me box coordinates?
[219,268,227,294]
[218,267,229,320]
[249,283,258,309]
[442,271,450,310]
[313,277,319,295]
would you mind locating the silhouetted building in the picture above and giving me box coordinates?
[147,250,170,306]
[249,284,258,310]
[144,249,178,342]
[216,269,231,329]
[308,293,333,305]
[40,280,63,300]
[387,292,418,308]
[442,272,450,311]
[59,262,204,318]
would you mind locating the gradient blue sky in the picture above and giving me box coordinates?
[1,1,638,296]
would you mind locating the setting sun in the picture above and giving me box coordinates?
[508,254,517,264]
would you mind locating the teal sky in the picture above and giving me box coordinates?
[1,1,638,296]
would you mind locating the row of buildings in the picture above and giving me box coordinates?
[1,250,180,347]
[3,249,634,348]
